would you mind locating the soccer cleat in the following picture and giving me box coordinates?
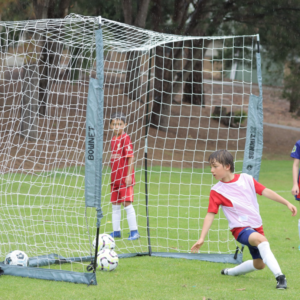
[276,274,287,289]
[221,268,229,275]
[128,230,140,240]
[109,231,121,238]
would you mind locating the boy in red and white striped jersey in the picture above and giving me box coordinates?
[191,150,297,289]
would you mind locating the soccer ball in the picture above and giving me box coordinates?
[96,248,118,271]
[93,233,115,251]
[5,250,29,267]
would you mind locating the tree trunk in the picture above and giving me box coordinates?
[289,91,300,113]
[150,0,162,32]
[38,42,49,116]
[33,0,70,116]
[33,0,51,19]
[48,37,64,80]
[150,0,163,101]
[151,45,179,130]
[122,0,150,101]
[151,39,206,130]
[153,46,164,100]
[122,0,133,25]
[23,0,50,123]
[134,0,151,28]
[182,57,205,106]
[38,27,66,115]
[173,0,190,34]
[124,51,142,101]
[21,65,39,140]
[150,0,212,130]
[150,0,232,131]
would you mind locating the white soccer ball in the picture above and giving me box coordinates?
[5,250,29,267]
[96,248,119,271]
[93,233,115,251]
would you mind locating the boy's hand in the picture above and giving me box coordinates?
[191,238,204,253]
[291,184,299,196]
[125,175,132,186]
[287,202,298,217]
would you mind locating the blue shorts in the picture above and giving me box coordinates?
[237,227,262,260]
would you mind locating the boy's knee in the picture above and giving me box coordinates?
[253,260,265,270]
[249,232,268,247]
[257,235,268,244]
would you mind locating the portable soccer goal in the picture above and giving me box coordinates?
[0,14,263,285]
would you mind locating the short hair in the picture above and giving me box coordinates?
[110,111,126,124]
[208,150,234,172]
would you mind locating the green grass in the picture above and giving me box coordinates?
[1,160,300,299]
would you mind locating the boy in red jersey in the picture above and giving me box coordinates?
[191,150,297,289]
[109,112,139,240]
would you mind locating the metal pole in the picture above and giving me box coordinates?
[256,34,260,53]
[145,48,152,256]
[92,16,102,273]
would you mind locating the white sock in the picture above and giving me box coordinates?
[257,241,283,278]
[125,204,138,231]
[227,260,257,276]
[112,204,121,231]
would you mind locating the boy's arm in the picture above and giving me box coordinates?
[291,158,300,196]
[262,188,297,216]
[125,156,134,186]
[191,212,215,253]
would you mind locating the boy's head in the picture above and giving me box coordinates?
[110,112,126,124]
[208,150,234,173]
[110,111,127,136]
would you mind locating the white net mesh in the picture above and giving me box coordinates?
[0,14,257,271]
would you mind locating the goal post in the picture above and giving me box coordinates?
[0,13,263,284]
[85,24,105,273]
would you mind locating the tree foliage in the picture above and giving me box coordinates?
[2,0,300,119]
[282,61,300,115]
[71,0,300,121]
[0,0,33,21]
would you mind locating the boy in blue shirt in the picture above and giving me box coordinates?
[291,140,300,200]
[290,140,300,250]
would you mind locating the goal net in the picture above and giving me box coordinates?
[0,13,262,284]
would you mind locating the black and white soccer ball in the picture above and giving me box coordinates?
[96,248,118,271]
[5,250,29,267]
[93,233,115,252]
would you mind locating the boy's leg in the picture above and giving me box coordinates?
[110,187,122,238]
[223,228,286,289]
[296,170,300,249]
[249,232,283,278]
[223,260,258,276]
[249,232,287,289]
[112,204,121,232]
[298,217,300,250]
[122,186,139,240]
[124,203,138,231]
[223,228,264,276]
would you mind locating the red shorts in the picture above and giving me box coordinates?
[111,185,134,203]
[231,225,264,240]
[296,169,300,200]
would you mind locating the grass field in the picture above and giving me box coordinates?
[1,159,300,300]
